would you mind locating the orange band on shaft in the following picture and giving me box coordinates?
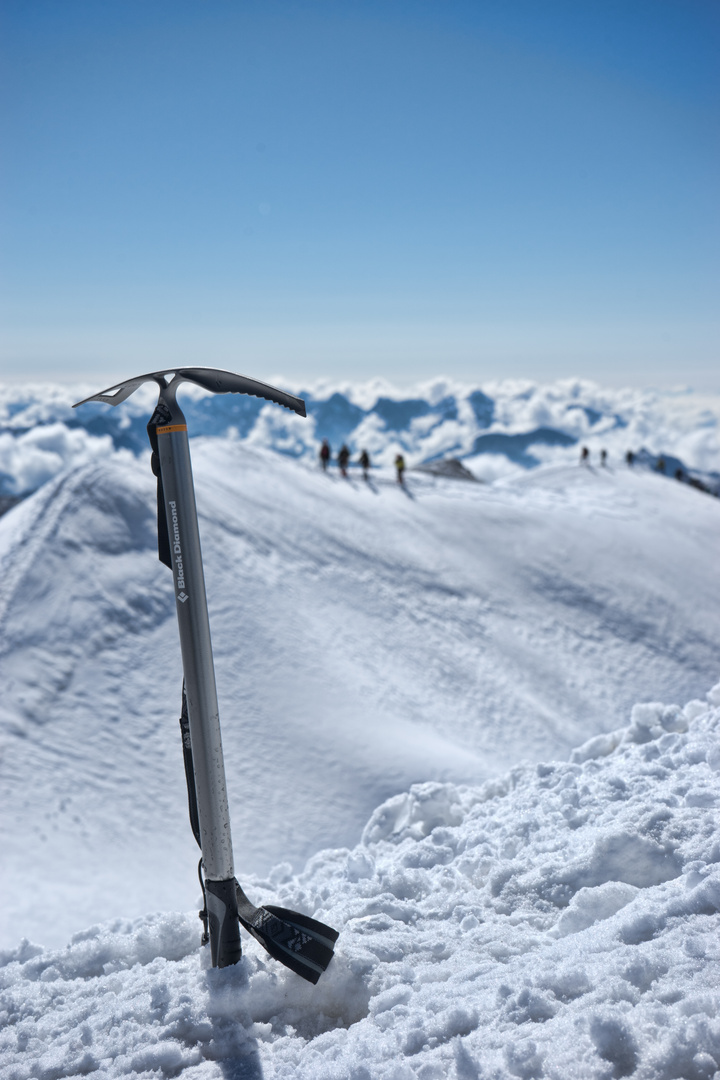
[156,424,187,434]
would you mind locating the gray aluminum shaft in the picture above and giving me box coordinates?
[155,382,234,881]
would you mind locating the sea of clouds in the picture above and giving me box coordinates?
[1,377,719,498]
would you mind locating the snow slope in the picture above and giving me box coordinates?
[1,445,719,950]
[2,686,719,1080]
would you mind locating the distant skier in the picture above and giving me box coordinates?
[580,446,589,465]
[359,449,370,480]
[319,439,331,472]
[395,453,406,484]
[600,449,607,467]
[656,457,666,474]
[626,450,635,466]
[338,444,350,477]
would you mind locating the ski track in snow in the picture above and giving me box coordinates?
[1,689,719,1079]
[0,446,719,957]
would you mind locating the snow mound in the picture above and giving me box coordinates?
[413,457,479,481]
[2,687,719,1079]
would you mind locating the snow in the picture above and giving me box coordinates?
[2,445,719,953]
[1,375,719,1076]
[1,687,719,1079]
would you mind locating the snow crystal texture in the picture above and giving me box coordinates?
[2,689,719,1079]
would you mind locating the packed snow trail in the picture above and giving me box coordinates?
[0,446,719,949]
[1,687,719,1079]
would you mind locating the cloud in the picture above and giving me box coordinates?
[0,424,120,495]
[1,378,718,496]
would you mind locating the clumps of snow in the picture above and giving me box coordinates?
[1,911,199,981]
[569,700,690,763]
[2,687,719,1078]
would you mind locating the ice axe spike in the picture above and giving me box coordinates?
[73,368,339,980]
[235,882,339,985]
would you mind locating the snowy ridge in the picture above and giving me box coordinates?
[1,377,719,496]
[2,686,719,1079]
[2,448,719,953]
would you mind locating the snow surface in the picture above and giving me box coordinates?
[1,375,719,1076]
[2,687,719,1080]
[1,445,719,952]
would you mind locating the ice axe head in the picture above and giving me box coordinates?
[73,366,306,416]
[73,367,306,570]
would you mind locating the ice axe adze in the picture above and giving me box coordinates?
[74,368,338,979]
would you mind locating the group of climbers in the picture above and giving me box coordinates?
[319,439,405,483]
[582,447,667,474]
[579,446,609,466]
[580,446,716,497]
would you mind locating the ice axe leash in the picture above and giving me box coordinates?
[74,368,338,979]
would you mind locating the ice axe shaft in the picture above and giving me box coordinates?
[151,382,240,966]
[151,386,234,881]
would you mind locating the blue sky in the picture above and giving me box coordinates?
[1,0,718,388]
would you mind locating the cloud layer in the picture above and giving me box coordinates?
[1,378,718,496]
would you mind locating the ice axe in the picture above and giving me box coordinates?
[74,368,338,979]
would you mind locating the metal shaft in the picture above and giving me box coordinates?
[155,382,240,966]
